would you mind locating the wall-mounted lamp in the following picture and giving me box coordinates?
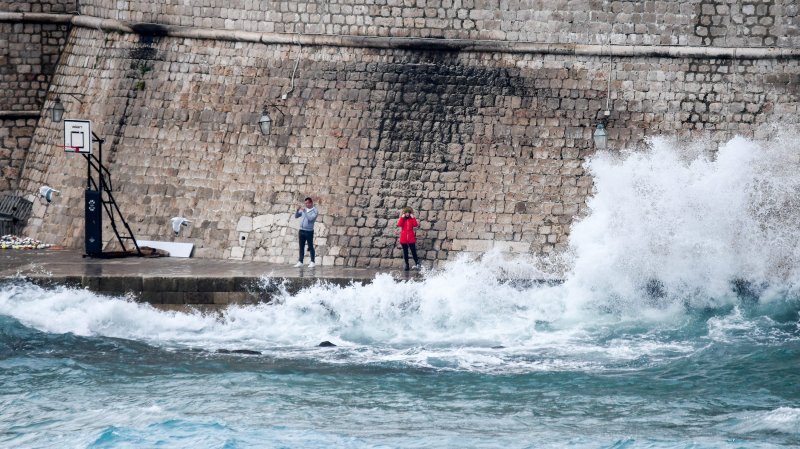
[51,98,65,122]
[50,93,85,122]
[593,123,608,150]
[258,43,300,136]
[258,110,272,136]
[258,104,287,137]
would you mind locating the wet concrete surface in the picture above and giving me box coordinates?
[0,249,419,305]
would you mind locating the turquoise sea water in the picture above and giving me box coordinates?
[1,277,798,449]
[2,133,800,448]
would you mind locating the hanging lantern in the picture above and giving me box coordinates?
[593,123,608,150]
[258,110,272,136]
[52,98,65,122]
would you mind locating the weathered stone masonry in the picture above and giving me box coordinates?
[3,1,800,268]
[0,0,72,192]
[77,0,799,48]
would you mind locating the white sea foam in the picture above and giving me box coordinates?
[0,267,691,372]
[726,407,800,435]
[1,130,799,372]
[0,282,219,341]
[565,127,800,312]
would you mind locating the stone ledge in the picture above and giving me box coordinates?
[1,12,798,60]
[0,250,561,305]
[20,274,368,304]
[0,111,40,119]
[0,250,392,305]
[0,12,73,24]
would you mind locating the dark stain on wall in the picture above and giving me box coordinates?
[333,51,533,265]
[374,51,528,175]
[130,23,171,40]
[103,35,164,164]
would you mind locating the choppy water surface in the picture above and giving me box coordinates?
[2,131,799,448]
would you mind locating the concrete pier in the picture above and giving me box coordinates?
[0,249,411,306]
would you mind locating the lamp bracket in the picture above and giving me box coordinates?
[58,92,86,104]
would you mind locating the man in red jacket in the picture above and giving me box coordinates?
[397,207,421,271]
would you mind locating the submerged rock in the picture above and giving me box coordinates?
[216,349,261,355]
[318,341,337,347]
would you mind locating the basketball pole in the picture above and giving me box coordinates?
[63,119,142,257]
[81,132,143,258]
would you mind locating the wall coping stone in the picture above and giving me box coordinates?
[2,12,799,60]
[0,111,40,119]
[0,11,73,23]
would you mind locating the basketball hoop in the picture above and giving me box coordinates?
[63,120,92,154]
[58,118,142,258]
[60,145,80,158]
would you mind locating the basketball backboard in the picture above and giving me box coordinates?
[63,119,92,154]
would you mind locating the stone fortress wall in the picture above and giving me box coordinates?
[78,0,799,48]
[3,1,800,268]
[0,0,72,191]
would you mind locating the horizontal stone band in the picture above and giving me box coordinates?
[2,11,798,60]
[0,111,40,119]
